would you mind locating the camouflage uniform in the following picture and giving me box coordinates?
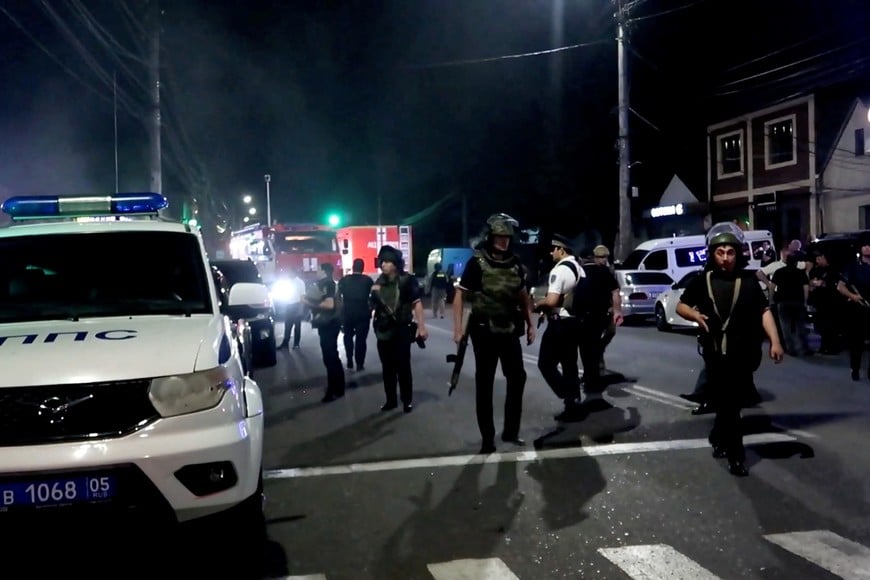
[455,214,531,453]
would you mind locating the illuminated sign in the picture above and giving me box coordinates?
[650,203,684,218]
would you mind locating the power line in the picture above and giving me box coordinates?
[0,4,109,104]
[36,0,145,119]
[627,0,712,23]
[403,38,610,70]
[716,35,870,91]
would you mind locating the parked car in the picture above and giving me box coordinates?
[211,259,277,372]
[655,269,703,331]
[615,270,674,321]
[0,192,264,535]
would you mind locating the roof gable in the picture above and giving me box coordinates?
[659,175,700,205]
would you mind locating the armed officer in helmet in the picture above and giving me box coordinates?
[371,245,427,413]
[676,223,783,477]
[453,214,536,454]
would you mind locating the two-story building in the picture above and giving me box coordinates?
[706,94,870,247]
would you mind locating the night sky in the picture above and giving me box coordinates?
[2,0,869,259]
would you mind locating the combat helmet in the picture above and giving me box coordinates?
[485,213,518,237]
[706,222,748,269]
[377,244,404,270]
[706,221,745,249]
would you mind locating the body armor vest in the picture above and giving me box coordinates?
[469,250,524,334]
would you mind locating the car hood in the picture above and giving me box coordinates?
[0,316,227,387]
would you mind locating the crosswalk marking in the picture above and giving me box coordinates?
[270,530,870,579]
[427,558,519,580]
[598,544,721,580]
[764,530,870,579]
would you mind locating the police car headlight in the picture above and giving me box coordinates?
[148,367,233,417]
[270,279,296,303]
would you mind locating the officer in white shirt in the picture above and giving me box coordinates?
[278,267,307,349]
[534,233,585,421]
[757,242,809,304]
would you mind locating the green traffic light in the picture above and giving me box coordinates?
[327,213,341,227]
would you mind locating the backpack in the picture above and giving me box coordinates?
[557,260,590,316]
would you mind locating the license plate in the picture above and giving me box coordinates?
[0,474,115,508]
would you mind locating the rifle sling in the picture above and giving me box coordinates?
[705,271,741,356]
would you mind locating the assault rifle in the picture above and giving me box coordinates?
[370,288,426,347]
[844,281,870,308]
[447,309,471,396]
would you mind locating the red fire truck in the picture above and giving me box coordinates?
[229,222,342,286]
[335,225,413,277]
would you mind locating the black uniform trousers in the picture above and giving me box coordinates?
[318,321,345,397]
[705,355,752,462]
[377,330,414,406]
[342,313,371,369]
[774,301,810,356]
[279,303,303,348]
[470,328,527,445]
[845,303,870,374]
[579,312,609,395]
[537,317,580,402]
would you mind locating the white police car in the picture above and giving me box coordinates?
[0,193,265,530]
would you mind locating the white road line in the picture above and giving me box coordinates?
[263,433,795,479]
[269,576,327,580]
[598,544,721,580]
[630,384,695,408]
[625,385,695,410]
[764,530,870,579]
[427,557,520,580]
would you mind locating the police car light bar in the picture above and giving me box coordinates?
[1,192,168,220]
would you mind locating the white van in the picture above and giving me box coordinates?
[619,230,775,283]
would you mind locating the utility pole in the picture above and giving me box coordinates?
[264,174,272,226]
[148,0,162,194]
[614,0,632,261]
[113,71,119,193]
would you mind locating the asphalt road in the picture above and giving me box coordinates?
[11,311,867,579]
[254,311,870,580]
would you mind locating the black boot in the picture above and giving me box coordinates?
[728,460,749,477]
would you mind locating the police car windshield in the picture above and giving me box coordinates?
[0,231,211,323]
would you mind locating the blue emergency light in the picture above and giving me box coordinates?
[1,192,168,220]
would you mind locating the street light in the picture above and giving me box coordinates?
[264,174,272,226]
[242,194,252,205]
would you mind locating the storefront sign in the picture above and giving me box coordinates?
[650,203,684,218]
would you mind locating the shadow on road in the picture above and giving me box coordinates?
[371,461,525,579]
[276,411,405,468]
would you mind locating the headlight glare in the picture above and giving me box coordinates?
[149,367,233,417]
[270,278,296,303]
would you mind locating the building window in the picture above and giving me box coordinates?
[860,205,870,229]
[856,128,868,156]
[764,115,796,169]
[717,130,744,178]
